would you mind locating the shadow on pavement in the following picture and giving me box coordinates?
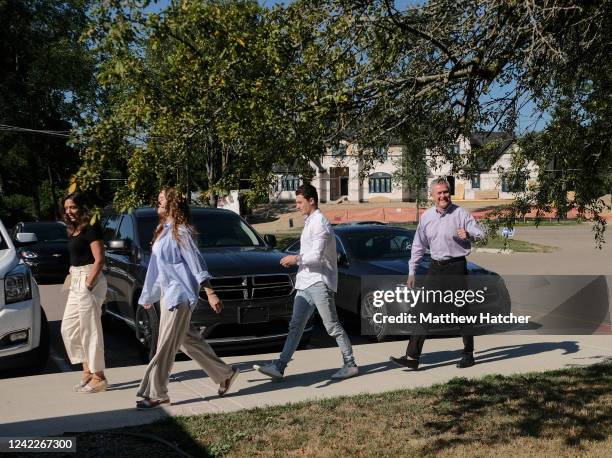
[414,340,580,371]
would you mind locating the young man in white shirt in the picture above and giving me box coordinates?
[254,184,358,381]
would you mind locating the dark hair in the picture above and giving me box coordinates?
[62,192,92,236]
[296,184,318,206]
[151,186,197,246]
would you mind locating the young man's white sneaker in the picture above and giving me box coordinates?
[253,363,283,382]
[331,365,359,380]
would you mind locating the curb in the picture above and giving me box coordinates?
[473,248,514,254]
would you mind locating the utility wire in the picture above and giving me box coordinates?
[0,123,71,138]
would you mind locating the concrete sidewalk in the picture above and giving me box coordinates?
[1,334,610,436]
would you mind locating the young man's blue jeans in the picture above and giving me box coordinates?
[275,281,356,373]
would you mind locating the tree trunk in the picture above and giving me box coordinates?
[206,160,218,208]
[48,164,59,220]
[32,191,41,220]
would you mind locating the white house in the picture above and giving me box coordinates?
[428,132,538,201]
[270,132,537,203]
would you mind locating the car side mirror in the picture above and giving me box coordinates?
[107,239,131,252]
[263,234,277,248]
[337,252,348,266]
[15,232,38,247]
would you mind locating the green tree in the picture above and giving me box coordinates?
[290,0,611,243]
[77,0,611,246]
[77,0,337,210]
[0,0,95,224]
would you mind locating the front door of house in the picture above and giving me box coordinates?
[340,176,349,196]
[330,167,349,200]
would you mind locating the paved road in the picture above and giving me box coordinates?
[470,225,612,275]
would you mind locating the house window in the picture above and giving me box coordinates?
[374,147,387,161]
[281,175,300,191]
[471,174,481,189]
[501,176,525,192]
[368,172,392,193]
[332,143,347,158]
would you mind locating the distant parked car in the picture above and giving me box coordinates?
[12,221,70,284]
[0,219,49,372]
[286,223,511,341]
[101,207,309,361]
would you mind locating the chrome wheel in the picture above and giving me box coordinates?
[361,291,387,341]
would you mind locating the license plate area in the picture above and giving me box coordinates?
[238,306,269,324]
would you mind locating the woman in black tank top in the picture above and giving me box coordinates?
[61,192,108,393]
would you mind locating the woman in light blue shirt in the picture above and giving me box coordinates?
[136,187,239,410]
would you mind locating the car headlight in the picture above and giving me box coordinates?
[20,251,38,259]
[4,264,32,304]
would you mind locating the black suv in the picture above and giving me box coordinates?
[101,207,307,360]
[11,221,70,284]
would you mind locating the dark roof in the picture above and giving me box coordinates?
[469,132,515,171]
[470,131,515,149]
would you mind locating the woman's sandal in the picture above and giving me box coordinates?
[77,376,108,394]
[73,377,92,392]
[136,398,171,410]
[218,366,240,397]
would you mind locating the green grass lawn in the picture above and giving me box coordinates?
[477,236,556,252]
[48,363,611,457]
[274,230,301,250]
[511,220,583,226]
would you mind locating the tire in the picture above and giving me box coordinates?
[34,307,49,370]
[360,291,387,342]
[135,303,160,363]
[499,283,511,315]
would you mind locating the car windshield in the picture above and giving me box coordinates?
[23,223,68,242]
[343,230,414,260]
[137,212,264,249]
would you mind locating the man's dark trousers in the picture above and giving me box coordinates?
[406,258,474,359]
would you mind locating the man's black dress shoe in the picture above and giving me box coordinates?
[456,354,475,368]
[389,356,419,371]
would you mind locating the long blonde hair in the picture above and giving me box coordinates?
[151,187,197,246]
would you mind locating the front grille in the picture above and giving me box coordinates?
[201,274,294,302]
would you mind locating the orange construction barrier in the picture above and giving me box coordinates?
[347,208,385,222]
[323,205,595,225]
[324,210,349,224]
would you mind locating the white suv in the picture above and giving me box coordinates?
[0,219,49,371]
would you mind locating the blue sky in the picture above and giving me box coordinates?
[149,0,549,133]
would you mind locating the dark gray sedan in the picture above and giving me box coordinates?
[286,223,511,341]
